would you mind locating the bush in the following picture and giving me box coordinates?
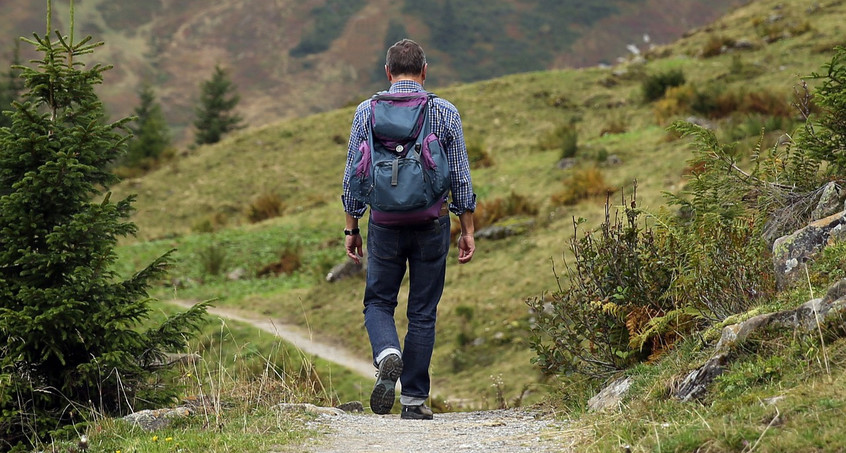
[551,166,614,206]
[466,140,495,168]
[528,193,682,377]
[538,123,578,158]
[642,69,686,102]
[247,192,285,223]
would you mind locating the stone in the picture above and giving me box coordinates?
[326,258,365,283]
[123,407,194,431]
[587,377,632,412]
[772,211,846,289]
[336,401,364,413]
[277,403,345,416]
[811,182,845,221]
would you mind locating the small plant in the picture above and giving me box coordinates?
[198,242,229,276]
[551,166,614,206]
[701,34,735,58]
[466,140,495,168]
[642,68,686,102]
[538,123,578,158]
[247,192,285,223]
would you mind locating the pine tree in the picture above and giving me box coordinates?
[0,2,207,447]
[193,64,243,145]
[124,83,170,170]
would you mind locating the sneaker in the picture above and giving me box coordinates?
[401,403,433,420]
[370,354,402,414]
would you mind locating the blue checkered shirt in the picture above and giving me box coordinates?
[342,80,476,218]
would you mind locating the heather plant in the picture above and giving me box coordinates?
[0,5,207,448]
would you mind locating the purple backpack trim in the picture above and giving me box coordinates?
[355,141,371,178]
[372,200,444,226]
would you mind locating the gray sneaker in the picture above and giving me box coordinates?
[370,354,402,414]
[401,403,433,420]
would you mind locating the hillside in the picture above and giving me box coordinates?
[0,0,747,143]
[102,0,846,414]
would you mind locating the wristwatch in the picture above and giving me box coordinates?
[344,228,360,236]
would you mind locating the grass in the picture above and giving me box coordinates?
[103,0,846,437]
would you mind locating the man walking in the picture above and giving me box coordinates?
[341,39,476,420]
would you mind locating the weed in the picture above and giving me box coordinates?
[246,192,285,223]
[538,123,579,158]
[642,69,686,102]
[551,166,614,206]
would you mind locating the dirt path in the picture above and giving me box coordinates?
[169,299,376,379]
[171,300,578,452]
[301,408,577,453]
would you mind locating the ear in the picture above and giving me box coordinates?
[385,65,393,83]
[421,64,427,82]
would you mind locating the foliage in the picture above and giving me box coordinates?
[193,65,243,145]
[121,84,171,172]
[0,10,207,449]
[551,166,614,206]
[289,0,366,58]
[528,192,680,377]
[538,122,578,158]
[801,46,846,176]
[246,192,285,223]
[642,69,686,103]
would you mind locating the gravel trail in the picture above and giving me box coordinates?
[304,409,576,453]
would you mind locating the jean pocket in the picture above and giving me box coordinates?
[368,223,400,260]
[416,219,449,261]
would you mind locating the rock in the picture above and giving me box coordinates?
[677,278,846,401]
[326,258,365,283]
[336,401,364,413]
[227,267,247,281]
[676,354,729,402]
[475,218,535,241]
[587,377,632,412]
[811,182,845,220]
[772,211,846,289]
[123,407,194,431]
[557,158,578,170]
[277,403,345,416]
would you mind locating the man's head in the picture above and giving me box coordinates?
[385,39,427,83]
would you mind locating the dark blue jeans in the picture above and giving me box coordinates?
[363,215,450,400]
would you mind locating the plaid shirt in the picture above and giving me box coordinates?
[342,80,476,218]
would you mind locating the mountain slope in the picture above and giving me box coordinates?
[104,0,846,407]
[1,0,747,143]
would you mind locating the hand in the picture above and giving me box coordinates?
[457,234,475,264]
[345,234,363,264]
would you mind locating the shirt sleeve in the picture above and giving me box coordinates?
[341,102,369,218]
[438,101,476,215]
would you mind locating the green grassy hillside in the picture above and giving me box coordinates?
[111,0,846,409]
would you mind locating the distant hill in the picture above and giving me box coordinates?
[0,0,747,143]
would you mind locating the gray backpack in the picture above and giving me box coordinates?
[349,91,450,225]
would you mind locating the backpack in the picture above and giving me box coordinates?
[349,91,451,225]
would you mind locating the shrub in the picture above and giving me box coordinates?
[528,192,682,377]
[466,140,495,168]
[198,243,229,276]
[538,123,578,158]
[551,166,614,206]
[454,191,538,240]
[247,192,285,223]
[701,35,735,58]
[642,69,686,103]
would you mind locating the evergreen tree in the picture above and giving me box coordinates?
[0,3,207,447]
[193,64,243,145]
[124,83,170,169]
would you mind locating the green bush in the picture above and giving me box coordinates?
[642,69,686,102]
[538,123,578,158]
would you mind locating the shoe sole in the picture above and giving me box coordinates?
[400,412,434,420]
[370,355,402,415]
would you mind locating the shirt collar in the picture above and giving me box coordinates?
[388,80,424,93]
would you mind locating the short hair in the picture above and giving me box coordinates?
[385,39,426,77]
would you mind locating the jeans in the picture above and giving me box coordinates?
[363,214,451,400]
